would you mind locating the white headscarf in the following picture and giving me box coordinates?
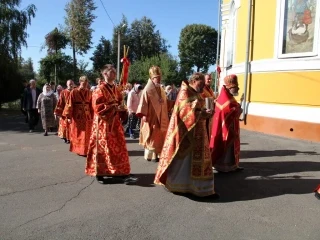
[43,84,54,97]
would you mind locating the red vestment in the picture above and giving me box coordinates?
[210,86,241,171]
[85,83,130,176]
[63,88,93,156]
[155,81,214,194]
[54,89,71,140]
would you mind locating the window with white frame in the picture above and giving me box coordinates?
[226,1,237,67]
[277,0,320,58]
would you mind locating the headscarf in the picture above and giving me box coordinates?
[43,84,54,97]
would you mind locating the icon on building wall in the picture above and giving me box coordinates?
[282,0,317,54]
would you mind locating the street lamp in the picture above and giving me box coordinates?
[117,24,126,82]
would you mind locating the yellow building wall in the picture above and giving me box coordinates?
[236,71,320,106]
[235,0,277,63]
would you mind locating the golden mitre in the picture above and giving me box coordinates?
[149,66,162,79]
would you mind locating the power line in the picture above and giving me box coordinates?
[98,0,116,27]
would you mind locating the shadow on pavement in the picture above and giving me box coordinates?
[130,174,156,187]
[126,139,139,144]
[186,161,320,203]
[95,174,155,187]
[128,150,144,157]
[241,150,319,159]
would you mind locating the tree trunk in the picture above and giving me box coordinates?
[72,40,77,81]
[197,66,200,72]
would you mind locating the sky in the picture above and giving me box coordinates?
[20,0,219,73]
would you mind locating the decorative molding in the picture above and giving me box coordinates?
[225,57,320,75]
[246,102,320,124]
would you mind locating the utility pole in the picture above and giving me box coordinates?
[116,24,126,82]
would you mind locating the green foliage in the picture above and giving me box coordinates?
[128,16,169,61]
[39,52,74,86]
[64,0,97,55]
[18,57,35,81]
[129,53,181,86]
[90,36,113,72]
[110,15,169,65]
[0,0,36,104]
[178,24,218,74]
[43,27,69,53]
[111,16,131,66]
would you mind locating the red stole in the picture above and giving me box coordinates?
[209,86,241,165]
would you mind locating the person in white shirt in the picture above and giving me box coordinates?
[126,84,143,139]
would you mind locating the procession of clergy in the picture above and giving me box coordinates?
[53,64,242,199]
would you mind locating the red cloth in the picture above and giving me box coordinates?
[209,86,241,165]
[55,89,71,140]
[63,88,93,155]
[121,57,130,86]
[85,82,130,176]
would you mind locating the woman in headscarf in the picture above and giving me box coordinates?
[37,84,58,136]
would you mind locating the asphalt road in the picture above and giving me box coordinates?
[0,111,319,240]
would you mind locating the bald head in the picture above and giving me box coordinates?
[66,80,74,90]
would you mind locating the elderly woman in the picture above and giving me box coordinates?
[37,84,58,136]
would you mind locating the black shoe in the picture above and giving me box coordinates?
[315,191,320,200]
[207,193,220,200]
[96,176,104,183]
[123,175,138,185]
[66,140,70,144]
[234,167,244,172]
[44,132,48,136]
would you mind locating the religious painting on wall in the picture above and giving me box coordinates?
[279,0,319,57]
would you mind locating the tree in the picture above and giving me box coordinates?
[110,16,131,67]
[64,0,96,80]
[42,27,69,85]
[19,57,35,81]
[39,52,74,86]
[129,53,180,86]
[0,0,36,105]
[43,27,69,54]
[128,16,169,61]
[178,24,218,73]
[90,36,113,72]
[110,16,169,65]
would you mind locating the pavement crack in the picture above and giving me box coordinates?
[0,176,87,197]
[11,178,94,232]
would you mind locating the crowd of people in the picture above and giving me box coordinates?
[21,64,318,200]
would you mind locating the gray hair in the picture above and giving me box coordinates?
[29,79,36,84]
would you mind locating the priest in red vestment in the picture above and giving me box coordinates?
[54,80,74,143]
[85,64,134,184]
[63,76,93,156]
[210,74,243,172]
[155,73,218,198]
